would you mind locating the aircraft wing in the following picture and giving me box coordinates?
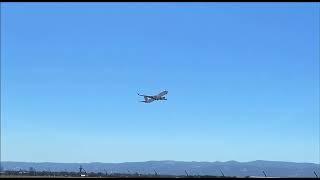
[138,93,154,99]
[146,98,155,103]
[140,96,155,103]
[157,90,168,97]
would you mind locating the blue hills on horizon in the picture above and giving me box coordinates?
[1,160,319,177]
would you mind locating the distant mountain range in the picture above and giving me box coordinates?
[1,160,319,177]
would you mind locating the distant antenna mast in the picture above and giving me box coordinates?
[314,171,319,178]
[79,165,87,176]
[185,170,189,176]
[263,171,267,177]
[79,165,83,174]
[220,169,225,177]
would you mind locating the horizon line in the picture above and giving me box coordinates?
[1,159,319,165]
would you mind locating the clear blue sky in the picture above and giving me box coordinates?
[1,3,319,164]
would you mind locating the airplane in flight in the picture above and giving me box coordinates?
[138,90,168,103]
